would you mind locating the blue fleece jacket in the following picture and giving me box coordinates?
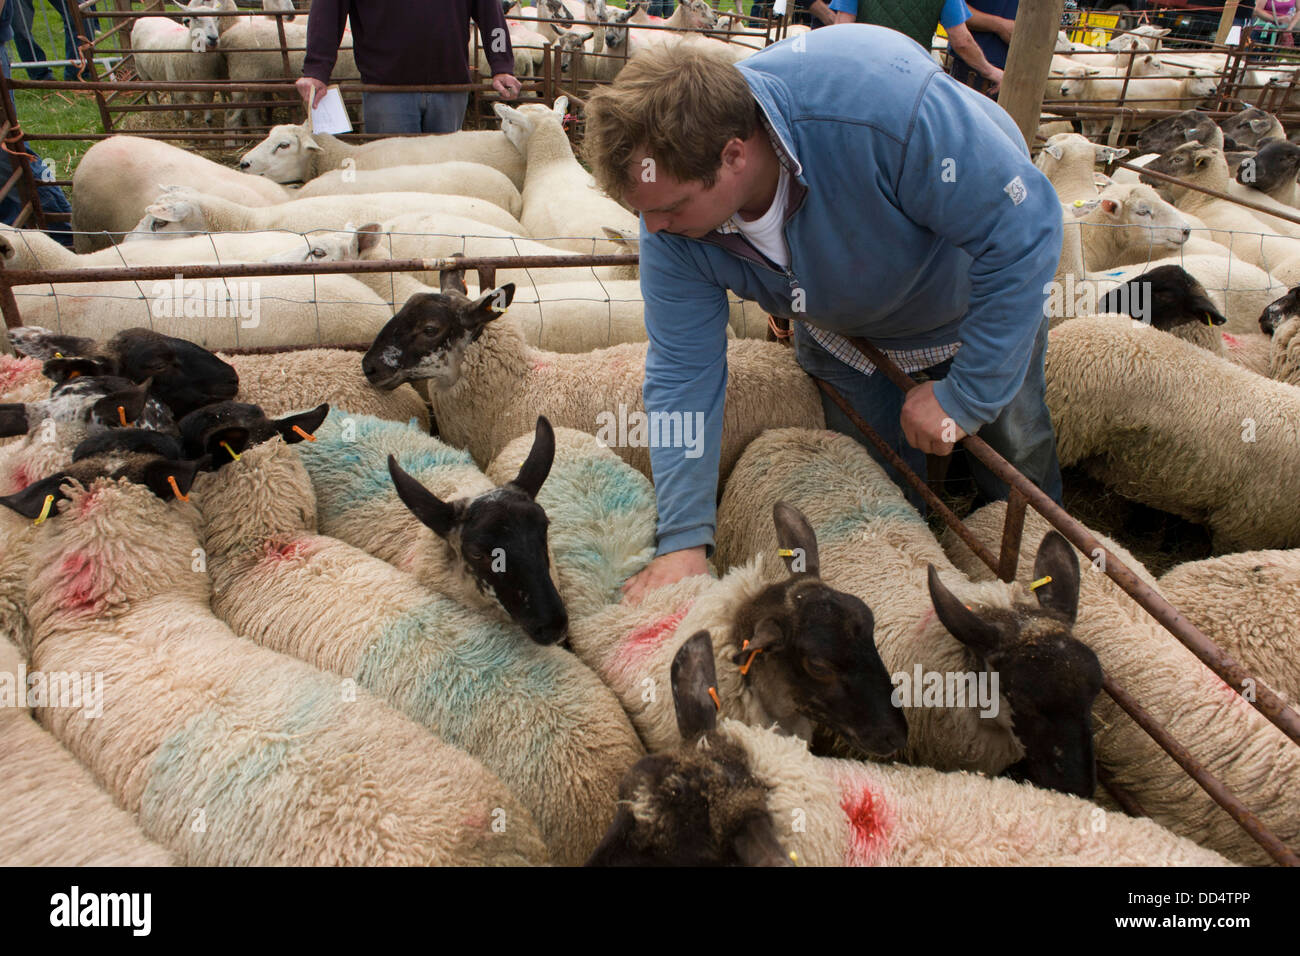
[639,23,1062,558]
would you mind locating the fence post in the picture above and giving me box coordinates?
[1216,1,1241,46]
[997,0,1066,149]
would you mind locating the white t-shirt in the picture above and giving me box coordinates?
[731,165,791,269]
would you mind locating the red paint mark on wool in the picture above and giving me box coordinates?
[8,463,31,492]
[58,550,102,612]
[530,358,550,372]
[77,488,104,517]
[0,356,40,395]
[840,783,891,866]
[262,537,312,562]
[1221,332,1240,348]
[618,605,693,664]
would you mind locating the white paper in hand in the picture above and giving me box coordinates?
[311,86,353,135]
[1226,25,1242,45]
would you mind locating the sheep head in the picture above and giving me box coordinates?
[1099,265,1225,331]
[361,262,516,391]
[238,123,320,183]
[1085,184,1190,254]
[928,531,1102,798]
[387,416,569,646]
[1142,142,1223,189]
[1137,110,1222,156]
[8,326,239,420]
[729,502,908,758]
[129,189,208,239]
[1260,284,1300,335]
[1220,108,1280,149]
[177,400,328,469]
[0,375,174,440]
[586,631,792,867]
[1237,140,1300,193]
[0,428,201,520]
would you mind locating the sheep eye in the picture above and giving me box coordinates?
[310,248,326,258]
[274,142,289,152]
[802,658,834,681]
[150,218,164,232]
[1136,208,1152,217]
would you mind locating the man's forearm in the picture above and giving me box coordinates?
[946,23,1000,80]
[809,0,835,26]
[833,10,855,25]
[965,5,1014,43]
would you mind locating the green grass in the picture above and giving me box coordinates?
[7,1,113,182]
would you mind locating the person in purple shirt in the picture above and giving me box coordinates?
[298,0,522,135]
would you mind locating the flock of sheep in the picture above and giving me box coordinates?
[0,8,1297,867]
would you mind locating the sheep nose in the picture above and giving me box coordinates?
[238,160,251,170]
[1182,227,1191,239]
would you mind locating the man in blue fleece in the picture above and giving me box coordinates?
[582,24,1063,601]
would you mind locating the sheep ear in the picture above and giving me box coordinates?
[928,565,1001,654]
[1250,117,1271,134]
[552,95,569,118]
[772,501,819,577]
[274,403,329,443]
[731,617,784,667]
[301,129,323,151]
[0,472,71,519]
[1099,198,1119,215]
[1153,27,1170,36]
[142,458,202,502]
[388,455,457,538]
[671,630,719,740]
[510,416,554,500]
[144,201,185,223]
[1085,66,1102,76]
[1030,531,1080,626]
[731,813,793,867]
[0,404,30,439]
[493,102,522,124]
[90,379,151,426]
[601,225,638,245]
[1043,143,1063,161]
[465,284,517,332]
[578,30,593,41]
[1095,145,1128,162]
[355,222,384,255]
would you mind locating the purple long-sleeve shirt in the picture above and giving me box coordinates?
[303,0,515,86]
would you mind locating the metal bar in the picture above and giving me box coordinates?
[0,253,640,286]
[845,335,1300,747]
[812,377,1004,575]
[1114,158,1300,227]
[1103,675,1298,866]
[997,487,1027,584]
[0,86,49,231]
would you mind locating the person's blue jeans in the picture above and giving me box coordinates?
[792,317,1064,511]
[10,0,99,82]
[362,91,469,134]
[646,0,676,16]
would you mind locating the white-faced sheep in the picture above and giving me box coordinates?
[359,262,826,481]
[69,136,290,252]
[183,406,643,864]
[1046,315,1300,551]
[1035,133,1129,203]
[3,456,547,865]
[714,428,1106,797]
[585,632,1233,867]
[128,186,525,239]
[1052,66,1219,138]
[129,4,226,126]
[494,97,639,255]
[941,503,1300,866]
[294,410,570,645]
[0,638,177,865]
[292,162,524,219]
[238,122,526,190]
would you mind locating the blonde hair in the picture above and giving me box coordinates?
[582,41,759,200]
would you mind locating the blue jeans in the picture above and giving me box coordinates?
[792,318,1063,510]
[10,0,98,81]
[646,0,676,16]
[362,91,469,134]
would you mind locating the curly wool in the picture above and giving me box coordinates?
[193,439,644,864]
[1159,549,1300,705]
[942,503,1300,866]
[221,349,430,431]
[24,478,546,866]
[723,721,1233,866]
[1047,317,1300,550]
[428,316,825,480]
[0,638,176,865]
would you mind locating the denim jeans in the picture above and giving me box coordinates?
[646,0,676,16]
[362,91,469,134]
[792,318,1063,510]
[10,0,98,81]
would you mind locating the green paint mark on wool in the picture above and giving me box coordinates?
[537,455,656,520]
[355,600,567,768]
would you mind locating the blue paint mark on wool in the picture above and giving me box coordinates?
[355,600,565,772]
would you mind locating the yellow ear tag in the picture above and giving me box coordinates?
[777,548,795,557]
[33,494,54,525]
[53,352,62,359]
[220,441,241,461]
[1029,575,1053,591]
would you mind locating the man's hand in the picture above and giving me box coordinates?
[900,381,966,455]
[296,76,327,109]
[621,546,709,604]
[492,73,522,100]
[984,65,1004,95]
